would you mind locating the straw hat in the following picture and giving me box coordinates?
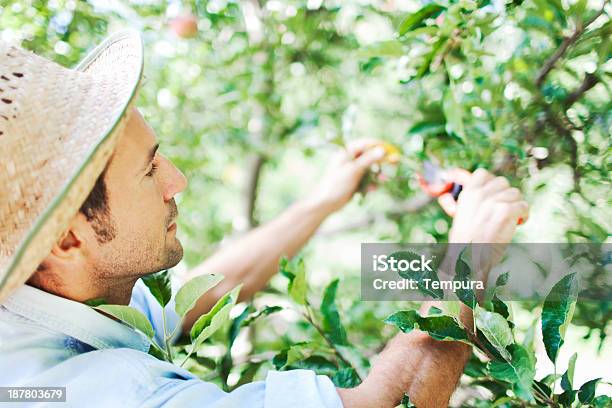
[0,30,144,303]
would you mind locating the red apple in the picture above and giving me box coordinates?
[170,14,198,39]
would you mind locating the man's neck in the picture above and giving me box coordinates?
[28,269,138,305]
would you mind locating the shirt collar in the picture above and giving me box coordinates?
[2,284,150,353]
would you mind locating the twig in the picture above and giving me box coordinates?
[563,72,599,108]
[302,306,364,381]
[245,154,265,228]
[535,6,606,87]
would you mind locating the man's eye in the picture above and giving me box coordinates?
[145,163,158,177]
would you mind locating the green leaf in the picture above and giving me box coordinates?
[541,273,578,363]
[443,83,465,140]
[95,304,155,340]
[561,352,577,391]
[142,270,172,307]
[474,305,513,361]
[495,271,509,287]
[393,250,443,299]
[487,344,536,402]
[400,393,416,407]
[227,305,282,349]
[408,121,446,137]
[464,354,488,378]
[272,350,288,370]
[558,389,577,407]
[398,3,446,35]
[84,297,107,307]
[273,342,337,374]
[280,257,308,305]
[578,378,601,404]
[148,344,166,360]
[358,40,404,58]
[454,246,477,309]
[320,279,348,345]
[227,305,253,350]
[413,36,447,80]
[175,274,224,318]
[234,361,264,388]
[385,310,471,344]
[289,355,337,376]
[591,395,611,407]
[285,343,316,366]
[491,294,510,320]
[242,305,283,327]
[190,285,241,346]
[332,367,361,388]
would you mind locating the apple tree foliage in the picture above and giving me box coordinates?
[1,0,609,406]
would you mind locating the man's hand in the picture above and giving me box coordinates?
[339,169,530,408]
[308,139,387,214]
[447,168,529,244]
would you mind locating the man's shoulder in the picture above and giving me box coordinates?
[2,342,199,407]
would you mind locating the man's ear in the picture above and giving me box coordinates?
[49,213,90,261]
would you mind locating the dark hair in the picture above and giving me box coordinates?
[79,169,116,243]
[33,167,116,276]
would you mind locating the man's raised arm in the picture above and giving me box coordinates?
[181,140,388,332]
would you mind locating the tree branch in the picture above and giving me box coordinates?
[545,109,580,191]
[563,72,599,108]
[245,154,265,229]
[317,194,433,237]
[535,6,606,87]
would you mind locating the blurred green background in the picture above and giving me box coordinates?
[1,0,609,404]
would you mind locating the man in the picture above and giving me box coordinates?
[0,31,528,407]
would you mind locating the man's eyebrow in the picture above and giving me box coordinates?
[142,143,159,171]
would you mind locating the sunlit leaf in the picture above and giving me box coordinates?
[488,344,536,402]
[175,274,224,318]
[560,352,577,391]
[280,257,308,305]
[190,285,241,346]
[474,305,513,361]
[358,40,404,58]
[95,304,155,340]
[398,3,446,35]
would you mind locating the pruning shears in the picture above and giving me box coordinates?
[417,159,524,225]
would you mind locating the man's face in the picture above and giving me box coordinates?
[87,108,187,278]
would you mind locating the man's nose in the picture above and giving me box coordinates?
[160,155,187,202]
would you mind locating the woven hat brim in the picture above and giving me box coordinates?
[0,30,144,303]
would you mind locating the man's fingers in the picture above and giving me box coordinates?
[482,176,511,196]
[354,146,385,169]
[444,168,472,186]
[466,168,494,189]
[493,187,522,202]
[496,200,530,224]
[438,193,457,217]
[346,138,382,158]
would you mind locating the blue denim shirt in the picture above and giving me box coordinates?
[0,282,343,407]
